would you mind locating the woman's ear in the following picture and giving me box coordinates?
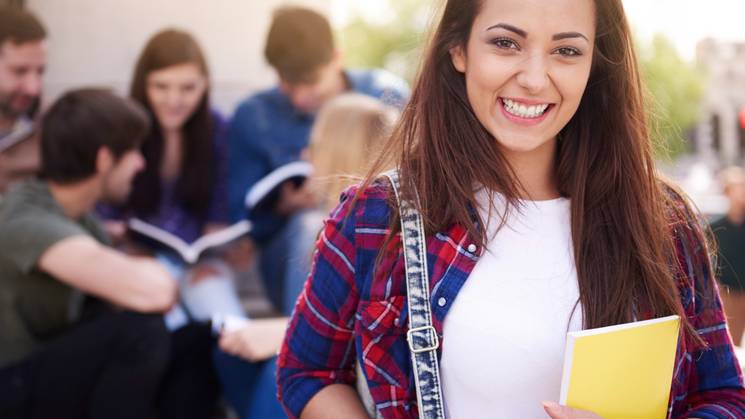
[450,45,467,73]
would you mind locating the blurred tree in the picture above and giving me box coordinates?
[638,35,706,159]
[338,0,431,83]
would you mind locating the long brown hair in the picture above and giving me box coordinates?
[363,0,707,341]
[128,29,215,219]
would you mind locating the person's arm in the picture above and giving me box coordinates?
[673,202,745,417]
[300,385,369,419]
[218,317,288,362]
[227,101,271,223]
[277,187,365,418]
[38,235,177,313]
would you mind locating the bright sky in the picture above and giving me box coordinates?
[331,0,745,61]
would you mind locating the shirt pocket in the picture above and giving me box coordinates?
[356,295,410,389]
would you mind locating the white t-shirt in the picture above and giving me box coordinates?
[441,189,583,418]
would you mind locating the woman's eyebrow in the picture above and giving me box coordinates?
[486,23,589,43]
[553,32,589,42]
[485,23,527,38]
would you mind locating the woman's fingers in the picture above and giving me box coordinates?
[542,401,602,419]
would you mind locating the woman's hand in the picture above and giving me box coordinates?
[542,401,602,419]
[218,317,288,362]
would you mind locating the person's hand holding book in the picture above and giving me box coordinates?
[543,401,601,419]
[275,180,318,216]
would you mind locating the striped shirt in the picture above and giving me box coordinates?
[278,179,745,418]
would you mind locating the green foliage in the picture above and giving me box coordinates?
[638,35,706,159]
[338,0,431,83]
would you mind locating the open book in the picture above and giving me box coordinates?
[559,315,680,419]
[244,161,313,213]
[128,218,252,264]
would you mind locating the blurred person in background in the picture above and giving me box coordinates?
[101,28,245,324]
[713,166,745,346]
[217,93,399,418]
[228,5,409,317]
[307,93,399,213]
[0,88,177,418]
[97,28,266,418]
[0,7,46,195]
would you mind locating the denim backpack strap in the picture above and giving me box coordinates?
[383,170,445,419]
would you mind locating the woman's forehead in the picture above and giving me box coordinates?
[473,0,596,37]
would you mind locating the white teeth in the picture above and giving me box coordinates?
[502,98,550,119]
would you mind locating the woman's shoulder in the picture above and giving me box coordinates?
[658,179,714,294]
[334,176,395,229]
[658,179,705,232]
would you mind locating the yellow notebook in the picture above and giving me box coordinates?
[559,315,681,419]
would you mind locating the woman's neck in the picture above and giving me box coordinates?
[500,139,560,201]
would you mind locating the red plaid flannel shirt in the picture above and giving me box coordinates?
[278,180,745,418]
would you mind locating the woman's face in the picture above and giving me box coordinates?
[146,62,207,132]
[451,0,595,158]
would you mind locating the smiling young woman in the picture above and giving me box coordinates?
[277,0,745,418]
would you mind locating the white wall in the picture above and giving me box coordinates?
[27,0,330,116]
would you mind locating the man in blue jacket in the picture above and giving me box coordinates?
[228,6,408,315]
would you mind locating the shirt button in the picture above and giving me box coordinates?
[394,317,400,326]
[467,243,477,253]
[437,297,447,307]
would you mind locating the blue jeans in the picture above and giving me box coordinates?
[213,351,286,418]
[259,209,325,315]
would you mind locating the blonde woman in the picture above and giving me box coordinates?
[308,93,400,212]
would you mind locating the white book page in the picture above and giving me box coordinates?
[129,218,251,264]
[191,220,252,257]
[244,161,313,209]
[128,218,193,261]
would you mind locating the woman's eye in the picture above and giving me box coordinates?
[556,47,582,57]
[491,38,519,50]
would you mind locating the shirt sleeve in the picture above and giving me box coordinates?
[675,206,745,418]
[0,210,89,274]
[206,113,230,225]
[277,186,361,418]
[227,100,272,224]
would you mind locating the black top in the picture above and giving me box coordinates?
[712,216,745,291]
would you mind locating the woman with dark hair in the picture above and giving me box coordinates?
[101,29,245,320]
[277,0,745,418]
[106,28,289,419]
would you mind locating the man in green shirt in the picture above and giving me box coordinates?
[713,166,745,347]
[0,89,178,418]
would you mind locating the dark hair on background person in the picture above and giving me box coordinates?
[363,0,709,344]
[264,6,335,82]
[0,6,46,46]
[128,28,215,220]
[38,88,149,184]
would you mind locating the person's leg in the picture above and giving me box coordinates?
[243,356,287,419]
[281,210,325,314]
[213,349,286,419]
[181,259,246,321]
[259,210,324,315]
[0,311,170,419]
[259,231,289,312]
[213,349,262,415]
[157,323,220,419]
